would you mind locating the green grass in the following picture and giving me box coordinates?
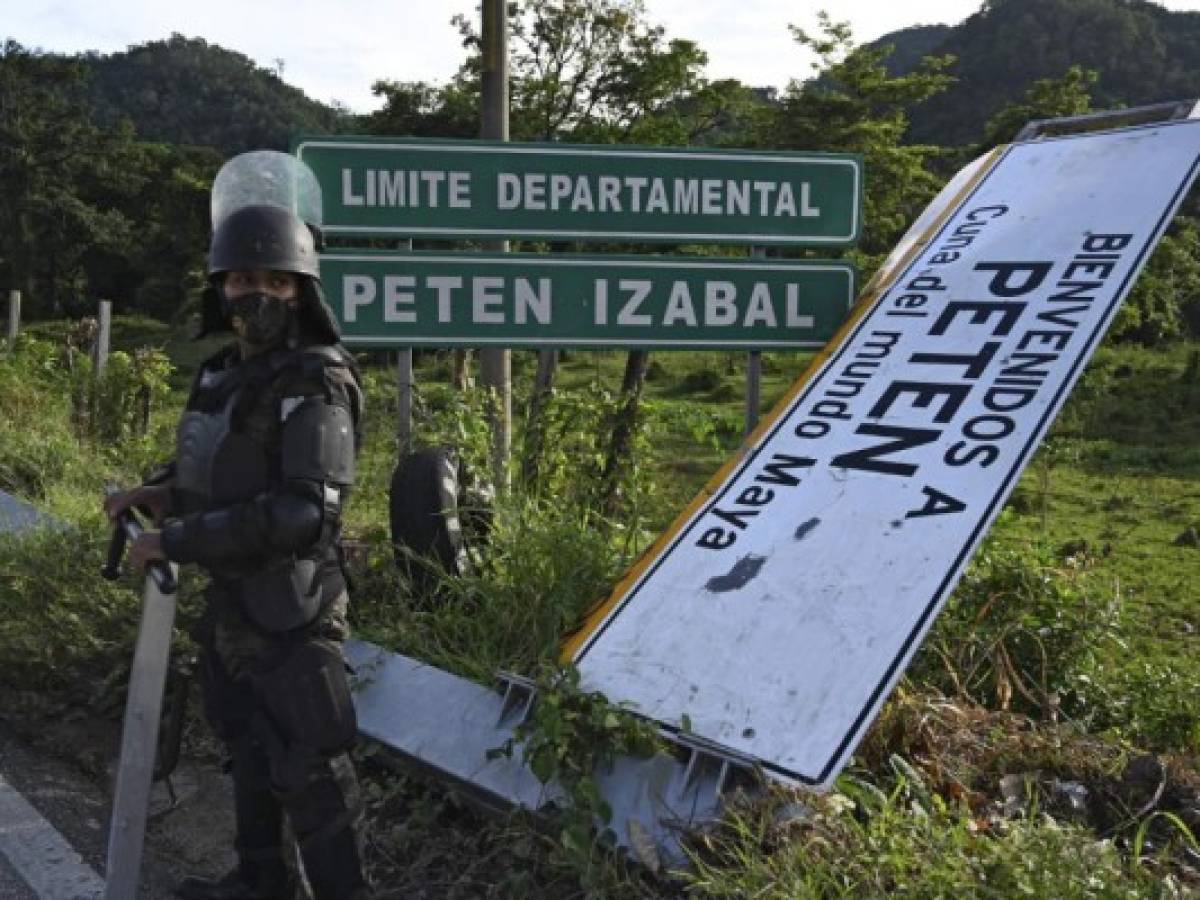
[684,779,1169,899]
[3,321,1200,896]
[973,344,1200,751]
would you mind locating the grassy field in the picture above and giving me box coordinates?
[0,319,1197,896]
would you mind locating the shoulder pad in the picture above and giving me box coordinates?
[281,399,356,485]
[271,344,364,448]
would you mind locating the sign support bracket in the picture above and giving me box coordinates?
[1014,99,1199,141]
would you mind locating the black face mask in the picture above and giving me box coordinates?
[224,291,294,348]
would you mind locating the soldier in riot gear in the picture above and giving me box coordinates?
[106,154,370,900]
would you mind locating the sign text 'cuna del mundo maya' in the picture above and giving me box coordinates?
[562,119,1200,788]
[293,137,862,246]
[322,251,856,349]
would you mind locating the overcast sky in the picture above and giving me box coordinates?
[7,0,1200,113]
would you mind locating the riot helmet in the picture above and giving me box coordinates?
[198,151,341,344]
[208,204,320,280]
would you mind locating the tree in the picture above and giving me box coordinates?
[366,80,477,138]
[905,0,1200,145]
[86,35,345,154]
[405,1,758,497]
[443,0,756,145]
[0,41,217,320]
[0,42,121,316]
[977,64,1097,150]
[1113,216,1200,345]
[759,15,956,260]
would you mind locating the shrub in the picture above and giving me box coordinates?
[911,543,1124,722]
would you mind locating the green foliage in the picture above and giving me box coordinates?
[488,666,660,888]
[0,41,220,321]
[758,15,955,259]
[684,775,1165,898]
[0,526,149,694]
[1113,216,1200,345]
[366,80,478,139]
[416,0,760,147]
[0,328,176,514]
[905,0,1200,145]
[85,34,349,154]
[0,336,81,499]
[912,542,1125,721]
[978,64,1097,149]
[519,380,661,517]
[0,41,116,317]
[352,490,630,683]
[1087,660,1200,752]
[66,344,174,445]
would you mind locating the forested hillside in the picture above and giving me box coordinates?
[84,34,349,155]
[875,0,1200,144]
[3,0,1200,336]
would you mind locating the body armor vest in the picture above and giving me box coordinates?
[175,370,272,514]
[175,348,353,632]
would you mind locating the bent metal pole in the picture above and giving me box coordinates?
[102,505,179,900]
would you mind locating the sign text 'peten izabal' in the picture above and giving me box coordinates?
[564,120,1200,788]
[322,252,855,349]
[293,137,861,246]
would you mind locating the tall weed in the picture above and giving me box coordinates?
[684,777,1163,898]
[911,542,1125,722]
[352,493,631,683]
[0,527,145,697]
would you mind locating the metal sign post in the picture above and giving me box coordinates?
[745,247,767,436]
[395,239,414,456]
[96,300,112,377]
[480,0,511,490]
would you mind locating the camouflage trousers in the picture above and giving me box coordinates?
[197,581,351,682]
[191,581,368,898]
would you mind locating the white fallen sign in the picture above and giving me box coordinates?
[563,119,1200,788]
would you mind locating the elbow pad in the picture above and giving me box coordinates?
[160,487,323,564]
[260,487,323,550]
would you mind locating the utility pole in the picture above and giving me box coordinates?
[481,0,512,491]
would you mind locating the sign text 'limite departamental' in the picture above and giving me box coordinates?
[564,120,1200,787]
[294,137,861,246]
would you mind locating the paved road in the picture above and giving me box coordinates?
[0,719,235,898]
[0,841,38,899]
[0,492,239,898]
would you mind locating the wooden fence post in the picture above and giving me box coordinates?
[96,300,112,376]
[6,290,19,344]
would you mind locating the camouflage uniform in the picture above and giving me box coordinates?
[163,338,369,900]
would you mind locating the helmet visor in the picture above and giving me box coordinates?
[211,150,323,231]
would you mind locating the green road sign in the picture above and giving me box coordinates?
[294,137,862,247]
[322,251,856,349]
